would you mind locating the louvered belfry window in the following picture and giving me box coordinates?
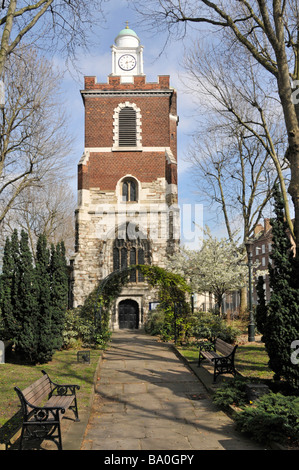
[119,106,137,147]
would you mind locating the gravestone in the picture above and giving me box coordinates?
[0,340,4,363]
[245,383,269,402]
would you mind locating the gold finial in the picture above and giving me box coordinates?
[126,21,129,29]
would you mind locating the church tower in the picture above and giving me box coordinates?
[71,25,180,329]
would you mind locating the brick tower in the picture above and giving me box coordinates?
[71,25,180,329]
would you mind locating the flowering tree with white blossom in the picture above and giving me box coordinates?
[168,229,248,315]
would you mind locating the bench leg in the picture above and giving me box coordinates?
[57,423,63,450]
[213,358,236,382]
[213,362,217,383]
[213,359,221,383]
[71,396,80,422]
[18,421,63,450]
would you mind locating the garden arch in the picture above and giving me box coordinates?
[93,265,190,338]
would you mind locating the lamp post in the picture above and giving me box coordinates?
[245,239,255,342]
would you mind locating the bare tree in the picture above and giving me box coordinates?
[4,178,76,259]
[135,0,299,256]
[0,0,106,76]
[0,45,73,225]
[183,42,291,240]
[189,130,279,240]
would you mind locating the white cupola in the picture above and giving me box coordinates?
[111,23,144,83]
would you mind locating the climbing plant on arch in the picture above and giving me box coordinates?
[82,265,191,345]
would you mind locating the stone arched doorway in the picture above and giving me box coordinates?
[118,299,139,329]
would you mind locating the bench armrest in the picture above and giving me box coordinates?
[29,405,66,421]
[51,383,80,397]
[212,355,232,364]
[198,341,215,352]
[14,387,66,422]
[41,370,80,397]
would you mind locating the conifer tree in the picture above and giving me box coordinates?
[263,185,299,388]
[15,230,38,361]
[0,235,16,339]
[10,230,21,325]
[35,234,54,363]
[1,230,69,363]
[1,230,23,341]
[50,241,68,350]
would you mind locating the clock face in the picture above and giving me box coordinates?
[118,54,137,71]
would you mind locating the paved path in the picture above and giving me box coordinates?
[81,330,266,451]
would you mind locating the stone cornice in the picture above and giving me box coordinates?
[81,89,173,99]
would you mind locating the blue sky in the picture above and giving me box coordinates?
[58,1,221,246]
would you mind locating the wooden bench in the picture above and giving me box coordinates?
[198,338,238,383]
[14,370,80,450]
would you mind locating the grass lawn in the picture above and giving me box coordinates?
[235,343,273,379]
[0,347,103,446]
[178,340,274,381]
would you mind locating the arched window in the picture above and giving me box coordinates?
[113,223,150,283]
[122,178,137,202]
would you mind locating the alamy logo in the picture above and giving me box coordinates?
[0,340,4,364]
[290,340,299,365]
[93,203,203,248]
[292,81,299,104]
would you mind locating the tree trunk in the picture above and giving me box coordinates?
[239,286,247,317]
[286,139,299,257]
[0,0,17,77]
[274,32,299,255]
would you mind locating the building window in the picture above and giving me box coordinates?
[113,102,142,149]
[122,178,137,202]
[119,106,136,147]
[113,223,150,283]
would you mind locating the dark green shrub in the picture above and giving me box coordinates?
[62,308,95,348]
[144,308,166,336]
[192,311,240,343]
[235,392,299,445]
[212,377,249,410]
[78,286,112,347]
[260,186,299,389]
[0,231,70,363]
[145,305,176,341]
[49,241,68,350]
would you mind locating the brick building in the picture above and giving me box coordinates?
[70,26,180,329]
[251,218,295,303]
[251,219,273,303]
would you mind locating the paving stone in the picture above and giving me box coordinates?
[81,330,266,451]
